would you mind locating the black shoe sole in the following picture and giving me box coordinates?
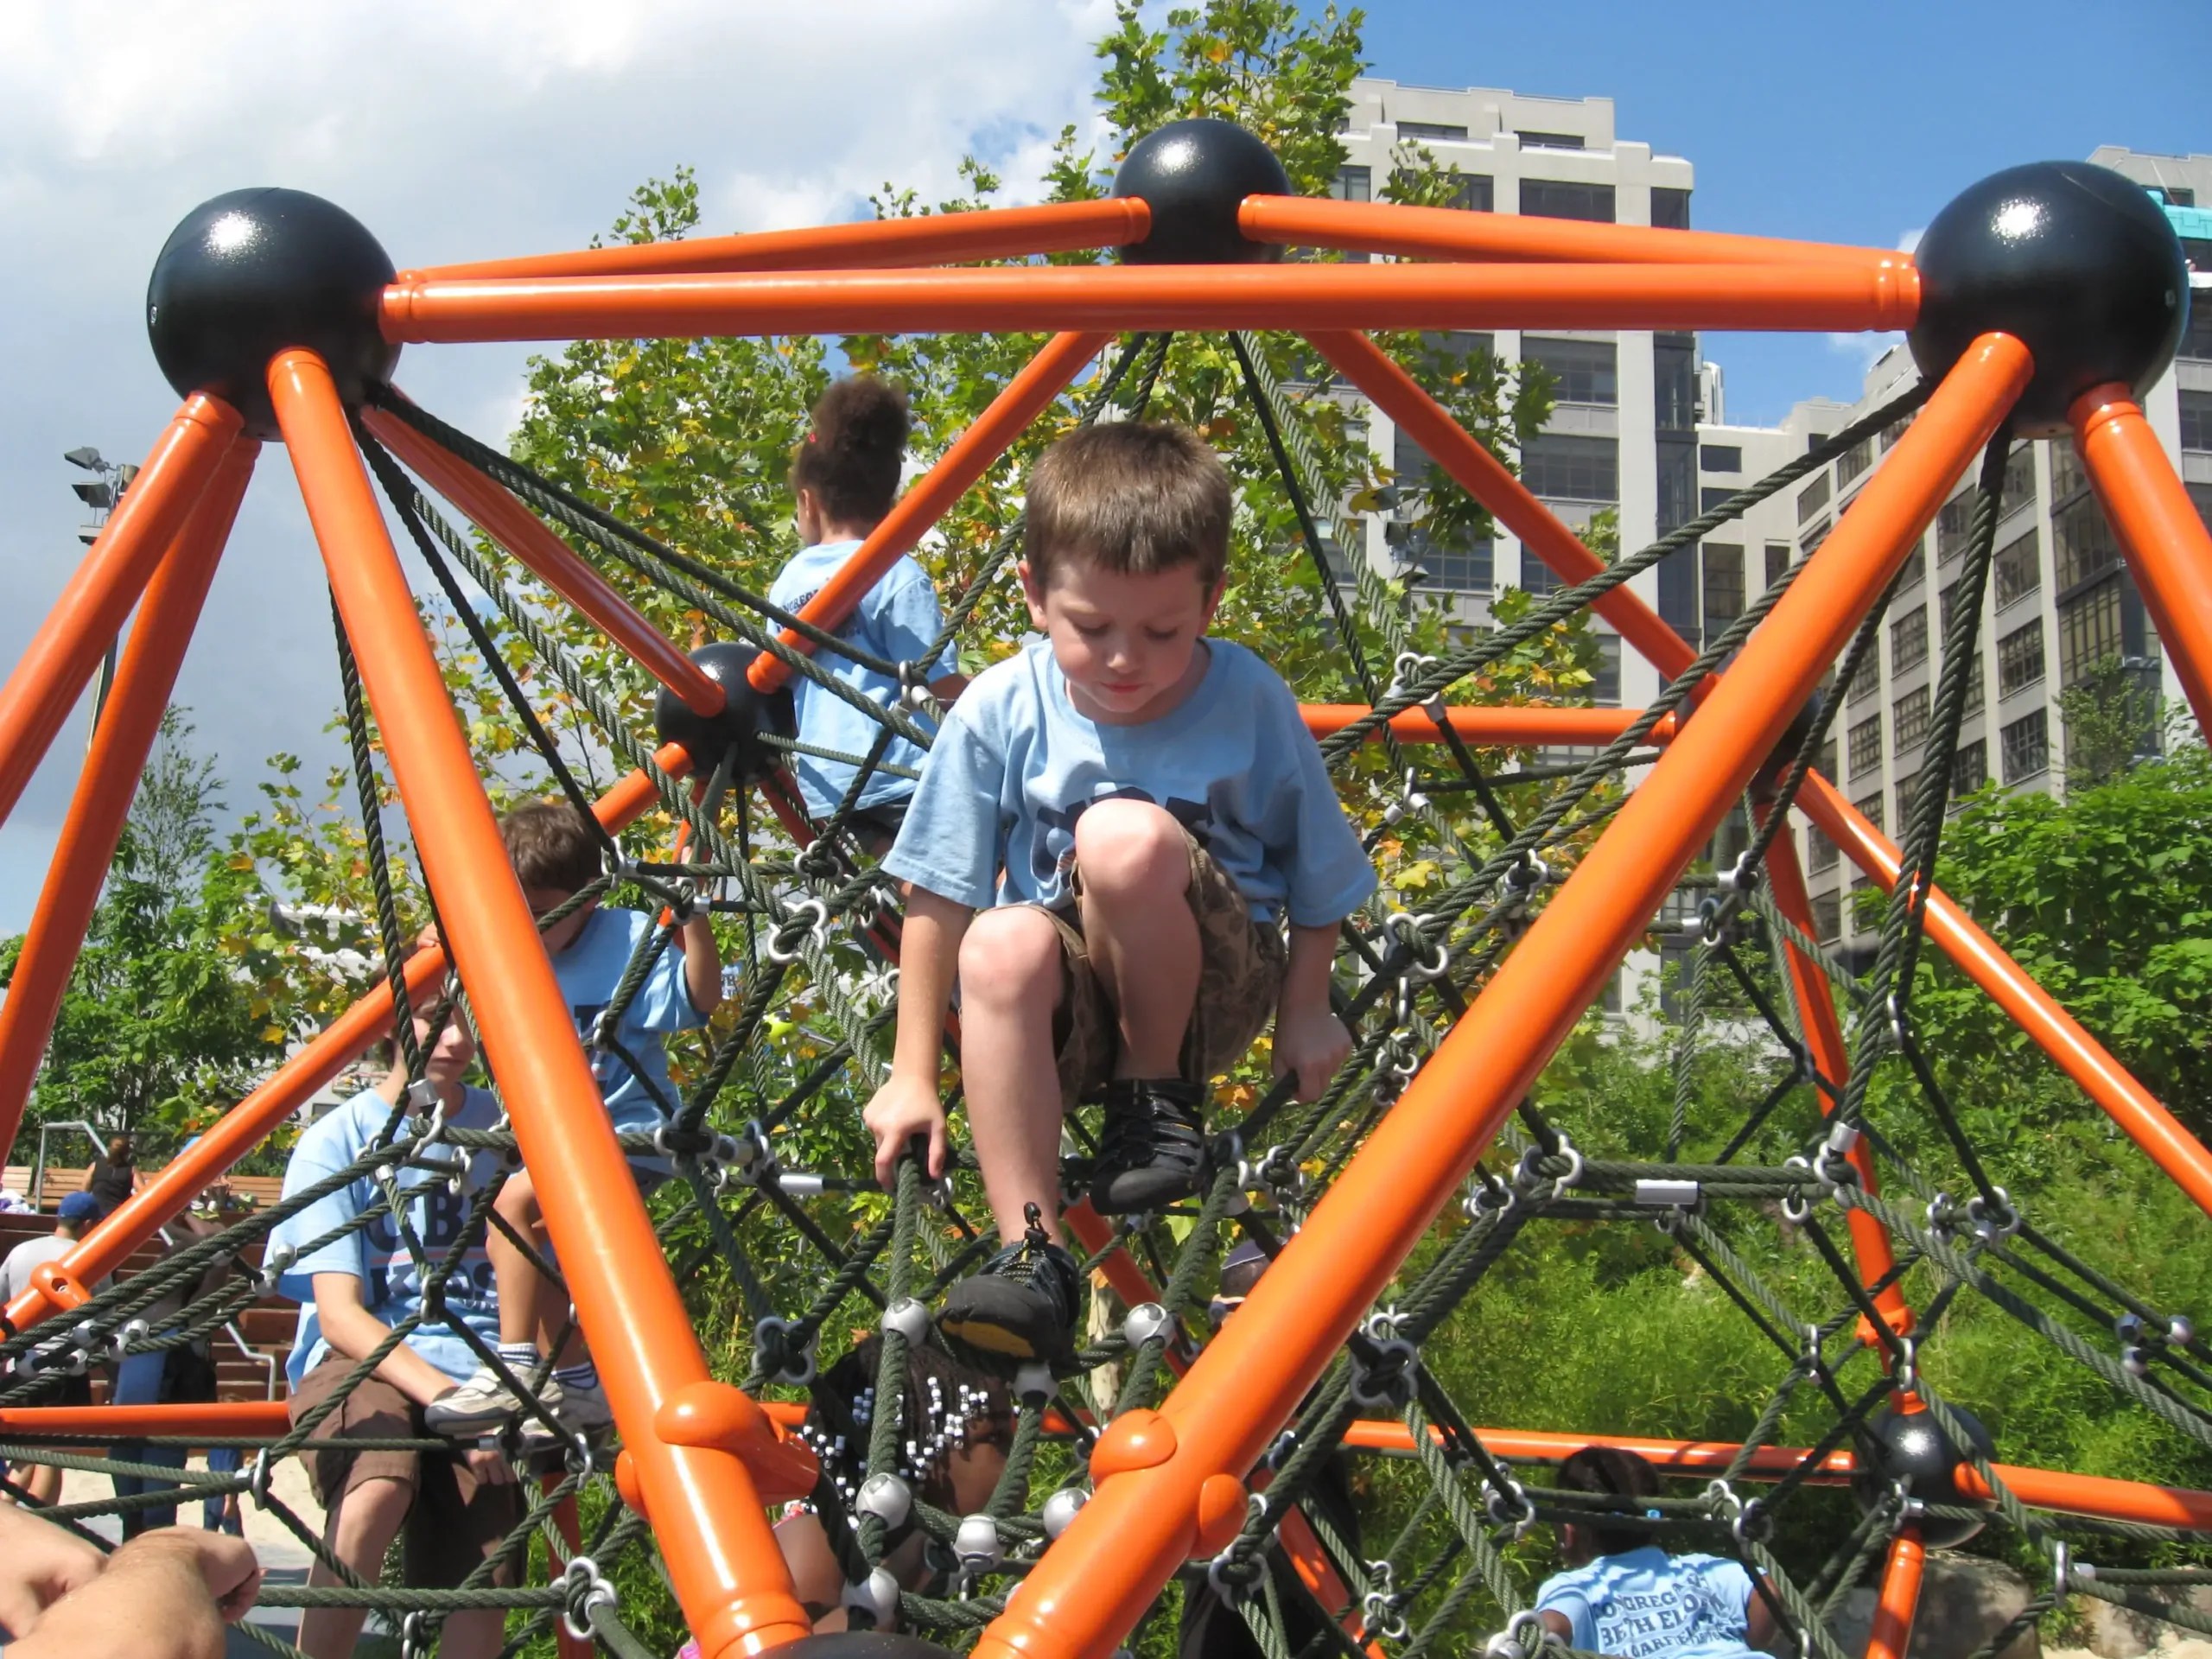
[1090,1162,1207,1216]
[940,1278,1074,1370]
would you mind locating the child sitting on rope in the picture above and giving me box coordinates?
[424,800,721,1438]
[268,952,518,1659]
[867,420,1374,1368]
[766,375,967,848]
[1535,1446,1777,1658]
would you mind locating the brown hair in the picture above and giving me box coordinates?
[1557,1446,1663,1556]
[1024,421,1231,589]
[791,376,909,529]
[499,800,601,895]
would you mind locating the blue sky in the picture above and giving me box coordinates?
[1342,0,2209,424]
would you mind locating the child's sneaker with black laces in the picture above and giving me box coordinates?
[1090,1077,1210,1214]
[939,1204,1081,1371]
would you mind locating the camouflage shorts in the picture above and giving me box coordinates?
[1035,832,1287,1107]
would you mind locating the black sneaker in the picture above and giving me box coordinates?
[1090,1077,1210,1214]
[939,1204,1082,1370]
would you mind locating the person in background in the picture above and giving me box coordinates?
[0,1193,111,1505]
[81,1135,136,1219]
[766,376,967,849]
[1535,1446,1776,1658]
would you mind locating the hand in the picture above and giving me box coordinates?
[130,1529,264,1623]
[1272,1000,1352,1103]
[0,1503,103,1637]
[862,1074,949,1189]
[461,1446,515,1488]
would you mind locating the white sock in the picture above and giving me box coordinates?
[495,1341,539,1371]
[554,1359,599,1390]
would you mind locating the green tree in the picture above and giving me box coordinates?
[2058,653,2165,790]
[0,710,292,1157]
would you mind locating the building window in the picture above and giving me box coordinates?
[1701,444,1742,473]
[1399,120,1471,142]
[2000,709,2050,783]
[1964,653,1985,715]
[2055,494,2121,592]
[1997,618,2045,696]
[1880,414,1912,450]
[1846,649,1880,706]
[1522,434,1618,502]
[1524,337,1618,405]
[1651,187,1692,230]
[1894,538,1927,595]
[1852,791,1886,835]
[1938,579,1981,638]
[2183,244,2212,360]
[1701,486,1738,514]
[1415,543,1493,593]
[1816,736,1838,779]
[1419,330,1497,366]
[1703,543,1745,633]
[1999,445,2036,518]
[1765,543,1792,585]
[1837,438,1874,487]
[1516,129,1583,149]
[1654,334,1698,432]
[1798,473,1831,523]
[1520,178,1615,222]
[1890,607,1929,673]
[1951,739,1987,798]
[1657,437,1696,533]
[2058,575,2126,685]
[1811,890,1843,943]
[2181,391,2212,453]
[1893,686,1931,751]
[2050,436,2088,499]
[1808,830,1838,874]
[1848,715,1883,778]
[2164,186,2197,207]
[1993,529,2041,609]
[1895,769,1918,828]
[1330,165,1371,202]
[1936,491,1976,558]
[1592,632,1621,705]
[1802,518,1832,555]
[1449,175,1495,213]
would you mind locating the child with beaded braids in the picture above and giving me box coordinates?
[767,376,968,845]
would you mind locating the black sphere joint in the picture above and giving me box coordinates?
[147,188,400,440]
[653,643,796,788]
[1909,162,2188,436]
[1112,118,1291,265]
[1851,1403,1996,1548]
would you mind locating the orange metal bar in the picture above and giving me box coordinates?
[360,404,727,718]
[2070,385,2212,737]
[1866,1527,1924,1659]
[0,395,240,830]
[0,442,257,1160]
[1299,702,1677,747]
[1758,814,1910,1332]
[412,197,1152,283]
[0,1401,290,1437]
[747,329,1109,692]
[382,260,1919,347]
[270,348,803,1658]
[1239,194,1911,273]
[974,337,2030,1659]
[1306,329,1700,683]
[1799,768,2212,1220]
[3,746,692,1335]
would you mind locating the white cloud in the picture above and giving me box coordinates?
[0,0,1116,930]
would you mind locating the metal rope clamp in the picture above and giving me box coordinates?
[1483,1468,1536,1539]
[1779,1155,1818,1224]
[560,1554,620,1643]
[753,1316,819,1386]
[1966,1186,2020,1243]
[1387,651,1446,724]
[1813,1121,1862,1190]
[1514,1132,1582,1196]
[1205,1496,1271,1605]
[399,1610,435,1659]
[1381,766,1431,827]
[1385,911,1452,985]
[1361,1559,1411,1642]
[1465,1169,1516,1223]
[1891,1335,1917,1397]
[104,1318,151,1364]
[1705,1478,1770,1546]
[1482,1609,1547,1658]
[1350,1307,1417,1408]
[897,659,938,712]
[766,897,830,965]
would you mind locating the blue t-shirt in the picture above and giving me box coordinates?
[881,638,1376,928]
[1535,1548,1758,1659]
[766,539,958,820]
[551,905,709,1135]
[271,1084,503,1388]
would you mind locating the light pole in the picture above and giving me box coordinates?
[63,446,137,748]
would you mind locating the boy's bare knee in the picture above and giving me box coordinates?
[1072,799,1188,899]
[493,1168,537,1219]
[959,909,1064,1010]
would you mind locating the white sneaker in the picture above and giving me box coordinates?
[425,1363,556,1435]
[521,1373,614,1445]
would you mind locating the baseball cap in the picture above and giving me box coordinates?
[57,1192,100,1222]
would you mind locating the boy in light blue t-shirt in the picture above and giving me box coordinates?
[1536,1446,1774,1659]
[270,970,518,1659]
[766,376,965,844]
[870,421,1375,1369]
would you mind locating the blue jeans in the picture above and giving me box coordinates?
[110,1351,184,1536]
[204,1444,243,1534]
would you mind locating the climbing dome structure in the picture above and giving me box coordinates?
[3,118,2212,1658]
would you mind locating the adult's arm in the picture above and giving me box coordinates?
[0,1500,103,1637]
[14,1529,260,1659]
